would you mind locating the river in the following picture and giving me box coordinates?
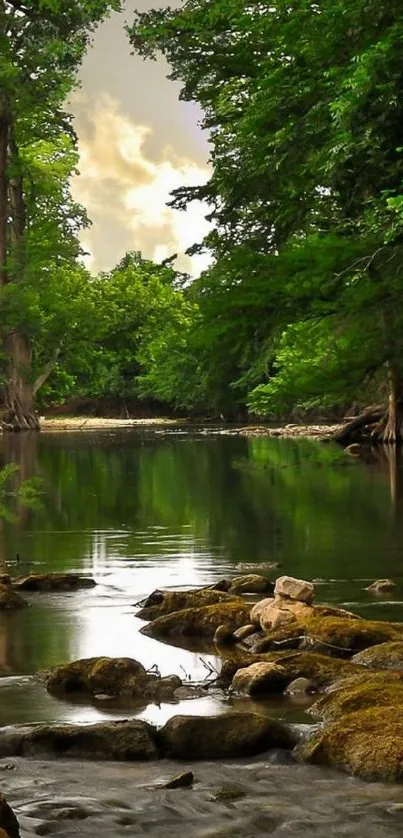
[0,428,403,836]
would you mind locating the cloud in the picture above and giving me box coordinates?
[70,93,212,276]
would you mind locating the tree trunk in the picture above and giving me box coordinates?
[3,332,39,431]
[0,112,8,285]
[371,364,403,445]
[1,123,39,431]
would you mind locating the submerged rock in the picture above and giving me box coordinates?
[235,562,280,572]
[296,705,403,782]
[140,600,251,641]
[284,677,312,696]
[136,588,238,621]
[0,794,20,838]
[45,656,181,704]
[228,575,274,595]
[0,720,158,761]
[352,641,403,669]
[163,770,194,789]
[158,712,294,759]
[13,573,96,592]
[366,579,397,595]
[274,576,315,604]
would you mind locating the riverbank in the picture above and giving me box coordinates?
[39,416,343,439]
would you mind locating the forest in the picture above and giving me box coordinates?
[1,0,403,441]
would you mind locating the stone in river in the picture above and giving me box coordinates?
[163,770,194,789]
[158,712,295,759]
[13,573,96,591]
[274,576,315,604]
[366,579,397,594]
[228,574,274,595]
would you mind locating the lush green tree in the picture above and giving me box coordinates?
[0,0,121,429]
[128,0,403,440]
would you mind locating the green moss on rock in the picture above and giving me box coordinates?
[310,670,403,722]
[137,588,239,621]
[296,705,403,782]
[140,600,252,640]
[352,641,403,669]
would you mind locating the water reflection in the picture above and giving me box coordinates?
[0,430,402,724]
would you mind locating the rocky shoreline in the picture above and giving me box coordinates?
[1,569,403,835]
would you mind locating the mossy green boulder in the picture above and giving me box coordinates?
[136,588,239,621]
[45,656,181,703]
[140,600,251,640]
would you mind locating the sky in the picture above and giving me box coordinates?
[70,0,212,277]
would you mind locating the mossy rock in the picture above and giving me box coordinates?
[296,705,403,782]
[137,588,239,621]
[302,615,403,655]
[228,575,274,595]
[13,573,96,591]
[309,670,403,722]
[140,600,252,640]
[45,656,181,704]
[158,712,295,759]
[0,794,20,838]
[2,720,159,761]
[352,641,403,669]
[218,651,359,691]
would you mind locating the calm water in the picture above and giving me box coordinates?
[0,428,402,729]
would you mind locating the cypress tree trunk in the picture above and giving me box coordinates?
[371,364,403,445]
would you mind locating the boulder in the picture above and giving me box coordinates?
[140,600,252,641]
[231,662,289,695]
[296,706,403,782]
[0,584,28,610]
[302,615,403,655]
[0,720,158,761]
[158,712,294,759]
[13,573,96,591]
[228,575,274,595]
[352,641,403,669]
[0,795,20,838]
[45,656,181,704]
[274,576,315,604]
[250,596,311,631]
[366,579,397,594]
[309,671,403,723]
[136,588,238,621]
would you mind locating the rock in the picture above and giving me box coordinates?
[296,705,403,782]
[158,713,294,759]
[13,573,96,591]
[309,671,403,723]
[140,600,252,641]
[228,575,274,595]
[235,562,280,572]
[250,596,310,632]
[302,615,403,655]
[218,651,360,692]
[0,720,158,761]
[136,588,239,621]
[233,624,257,641]
[0,794,20,838]
[366,579,397,594]
[231,662,289,695]
[284,677,312,696]
[213,625,236,646]
[163,770,194,789]
[352,641,403,669]
[0,584,28,610]
[210,787,246,801]
[45,656,181,704]
[274,576,315,604]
